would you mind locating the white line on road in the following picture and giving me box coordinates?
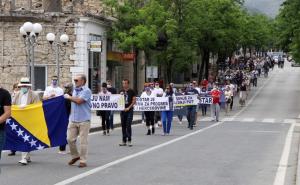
[283,119,296,124]
[54,121,223,185]
[273,123,295,185]
[262,118,275,123]
[243,118,255,122]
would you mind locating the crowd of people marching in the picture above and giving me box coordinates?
[0,55,278,168]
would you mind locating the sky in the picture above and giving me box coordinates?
[244,0,285,18]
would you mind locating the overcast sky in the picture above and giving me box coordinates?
[244,0,285,18]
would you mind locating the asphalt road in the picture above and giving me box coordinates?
[1,64,300,185]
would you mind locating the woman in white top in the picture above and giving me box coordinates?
[141,87,156,135]
[97,83,112,135]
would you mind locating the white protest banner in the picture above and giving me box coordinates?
[200,97,212,104]
[91,94,125,110]
[134,97,170,111]
[174,95,199,107]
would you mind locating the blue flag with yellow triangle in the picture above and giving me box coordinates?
[4,96,69,152]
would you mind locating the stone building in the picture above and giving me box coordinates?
[0,0,139,93]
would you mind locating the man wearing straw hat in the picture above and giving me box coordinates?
[12,77,40,165]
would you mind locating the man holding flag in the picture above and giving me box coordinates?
[64,74,92,168]
[12,77,40,165]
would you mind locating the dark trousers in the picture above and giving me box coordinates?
[59,145,66,151]
[201,104,207,116]
[230,96,234,110]
[252,78,257,87]
[100,111,110,131]
[144,111,155,127]
[154,111,161,123]
[0,130,5,159]
[187,106,197,129]
[121,110,133,143]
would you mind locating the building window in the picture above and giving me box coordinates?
[33,66,47,91]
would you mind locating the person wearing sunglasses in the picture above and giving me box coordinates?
[64,74,92,168]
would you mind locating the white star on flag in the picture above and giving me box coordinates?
[23,134,30,142]
[10,122,18,131]
[36,144,45,150]
[16,128,24,137]
[6,118,11,124]
[29,139,37,147]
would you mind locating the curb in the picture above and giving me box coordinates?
[296,126,300,185]
[89,119,143,133]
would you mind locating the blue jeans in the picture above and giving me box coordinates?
[0,130,5,160]
[187,106,197,129]
[109,111,114,129]
[162,111,173,134]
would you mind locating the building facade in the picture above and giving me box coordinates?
[0,0,139,93]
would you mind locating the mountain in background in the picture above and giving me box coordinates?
[244,0,285,18]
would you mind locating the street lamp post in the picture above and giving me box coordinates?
[20,22,43,90]
[46,33,69,84]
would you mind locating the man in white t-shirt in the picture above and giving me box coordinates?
[43,76,64,100]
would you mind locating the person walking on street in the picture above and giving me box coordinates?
[210,84,221,122]
[152,82,164,128]
[161,85,175,135]
[239,81,247,107]
[97,83,112,136]
[64,74,92,168]
[0,86,11,160]
[43,75,65,154]
[224,85,233,115]
[13,77,40,165]
[185,82,199,130]
[141,87,155,135]
[119,79,136,147]
[107,80,117,130]
[200,86,208,116]
[8,83,18,156]
[60,83,73,155]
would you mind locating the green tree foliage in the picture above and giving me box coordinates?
[276,0,300,62]
[105,0,275,84]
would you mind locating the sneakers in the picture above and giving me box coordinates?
[68,157,80,165]
[146,129,151,135]
[18,159,28,165]
[58,151,67,155]
[128,142,133,147]
[8,152,16,156]
[78,162,87,168]
[119,142,127,146]
[179,121,182,125]
[152,127,155,134]
[103,131,106,136]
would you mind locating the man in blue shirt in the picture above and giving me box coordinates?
[64,74,91,168]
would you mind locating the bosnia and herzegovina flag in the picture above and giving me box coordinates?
[4,96,69,152]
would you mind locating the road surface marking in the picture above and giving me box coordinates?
[54,121,223,185]
[222,118,234,122]
[283,119,296,124]
[262,118,275,123]
[273,123,295,185]
[243,118,255,122]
